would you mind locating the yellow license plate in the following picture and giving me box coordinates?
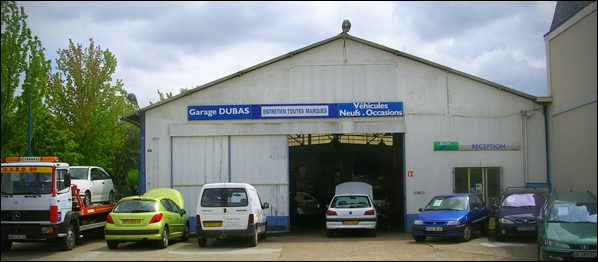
[343,221,358,225]
[204,222,222,227]
[123,219,141,224]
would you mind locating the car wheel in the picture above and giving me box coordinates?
[481,219,488,237]
[198,237,207,247]
[83,191,92,208]
[413,234,426,242]
[106,240,119,249]
[181,223,190,242]
[326,229,334,238]
[258,222,267,240]
[248,227,258,247]
[461,224,472,242]
[1,240,12,251]
[157,226,169,249]
[494,227,503,241]
[60,224,76,251]
[108,190,115,204]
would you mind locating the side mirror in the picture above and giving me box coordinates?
[326,205,329,209]
[181,209,187,215]
[262,202,270,209]
[418,208,424,212]
[376,203,382,208]
[64,172,71,188]
[472,207,480,212]
[536,216,544,223]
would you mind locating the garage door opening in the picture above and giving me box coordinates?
[288,133,405,232]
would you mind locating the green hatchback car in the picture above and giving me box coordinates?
[537,190,597,261]
[105,188,190,249]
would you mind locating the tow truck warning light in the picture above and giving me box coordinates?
[5,156,59,162]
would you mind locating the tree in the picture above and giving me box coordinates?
[46,38,132,172]
[1,1,52,160]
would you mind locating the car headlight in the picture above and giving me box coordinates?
[413,220,423,225]
[498,218,514,224]
[447,220,460,225]
[545,239,570,249]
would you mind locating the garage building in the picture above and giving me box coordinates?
[123,24,547,233]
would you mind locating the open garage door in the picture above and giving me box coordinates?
[288,133,405,232]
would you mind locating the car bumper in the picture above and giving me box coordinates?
[540,245,598,261]
[326,217,377,230]
[196,225,255,239]
[104,223,163,241]
[411,224,467,237]
[495,224,537,237]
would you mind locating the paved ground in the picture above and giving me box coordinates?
[1,225,538,261]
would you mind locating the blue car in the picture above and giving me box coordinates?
[412,193,489,242]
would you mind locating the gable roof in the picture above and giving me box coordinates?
[122,33,537,125]
[547,1,587,35]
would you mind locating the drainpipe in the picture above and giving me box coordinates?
[521,109,536,185]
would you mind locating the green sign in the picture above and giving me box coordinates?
[434,142,459,151]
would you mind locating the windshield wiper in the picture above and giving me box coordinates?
[15,192,43,197]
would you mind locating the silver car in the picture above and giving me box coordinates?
[69,166,115,207]
[326,194,377,237]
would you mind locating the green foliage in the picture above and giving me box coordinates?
[126,169,139,196]
[1,1,52,160]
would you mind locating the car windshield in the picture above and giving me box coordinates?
[425,196,468,211]
[501,193,545,208]
[548,203,597,223]
[69,168,88,180]
[331,196,371,208]
[113,200,158,213]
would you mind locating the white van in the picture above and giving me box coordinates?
[195,183,269,247]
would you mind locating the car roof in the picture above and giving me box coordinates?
[552,191,597,203]
[502,187,541,194]
[202,182,254,189]
[433,193,475,198]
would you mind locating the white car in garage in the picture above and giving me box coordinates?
[69,166,115,207]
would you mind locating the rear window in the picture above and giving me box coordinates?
[201,188,248,207]
[501,193,545,208]
[331,196,371,208]
[113,200,158,213]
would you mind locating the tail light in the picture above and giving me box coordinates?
[106,214,114,224]
[327,210,337,216]
[297,204,303,208]
[149,213,163,224]
[386,202,390,210]
[196,215,201,225]
[248,214,254,224]
[364,209,375,215]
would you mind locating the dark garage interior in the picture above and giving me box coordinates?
[288,133,405,232]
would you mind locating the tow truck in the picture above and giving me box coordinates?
[1,156,115,251]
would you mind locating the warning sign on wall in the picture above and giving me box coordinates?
[408,171,414,177]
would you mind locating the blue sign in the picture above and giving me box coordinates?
[188,102,403,121]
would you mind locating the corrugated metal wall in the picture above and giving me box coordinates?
[171,135,288,232]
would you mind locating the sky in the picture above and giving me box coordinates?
[16,1,557,109]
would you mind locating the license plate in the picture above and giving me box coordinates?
[426,227,443,231]
[573,252,597,258]
[204,222,222,227]
[343,221,358,225]
[517,226,535,231]
[123,219,141,224]
[8,234,26,240]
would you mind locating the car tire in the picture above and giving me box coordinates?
[494,227,503,241]
[326,229,334,238]
[248,227,258,247]
[84,191,92,208]
[481,219,488,237]
[60,224,76,251]
[108,190,115,204]
[413,234,426,242]
[181,223,190,242]
[369,229,377,237]
[461,224,472,242]
[1,240,12,251]
[106,240,119,249]
[157,226,169,249]
[258,222,267,240]
[198,237,207,247]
